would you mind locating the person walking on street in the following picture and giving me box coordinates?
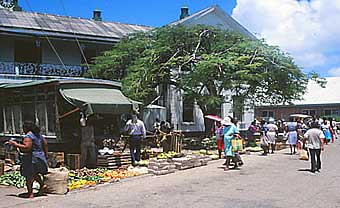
[304,122,325,173]
[321,119,332,145]
[215,121,224,159]
[260,120,269,156]
[266,118,278,154]
[8,121,48,198]
[286,117,298,155]
[221,116,240,171]
[124,111,146,166]
[247,120,257,147]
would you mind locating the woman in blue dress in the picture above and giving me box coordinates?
[9,121,48,198]
[221,116,240,171]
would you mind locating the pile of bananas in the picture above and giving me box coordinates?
[156,151,178,159]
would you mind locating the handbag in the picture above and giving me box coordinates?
[260,135,269,146]
[231,138,243,152]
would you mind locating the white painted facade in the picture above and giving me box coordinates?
[167,6,255,132]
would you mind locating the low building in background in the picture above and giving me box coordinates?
[255,77,340,121]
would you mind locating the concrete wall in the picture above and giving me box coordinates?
[0,37,14,62]
[42,40,81,65]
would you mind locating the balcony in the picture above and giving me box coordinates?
[0,61,88,77]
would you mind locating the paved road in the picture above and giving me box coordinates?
[2,139,340,208]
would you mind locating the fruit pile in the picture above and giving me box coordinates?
[68,168,141,191]
[245,146,263,152]
[0,172,26,188]
[156,151,184,159]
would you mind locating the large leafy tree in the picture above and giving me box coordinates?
[88,25,317,114]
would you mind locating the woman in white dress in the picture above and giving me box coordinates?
[285,117,298,155]
[266,118,278,154]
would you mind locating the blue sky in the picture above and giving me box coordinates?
[21,0,237,27]
[20,0,340,77]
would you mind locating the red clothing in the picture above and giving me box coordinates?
[217,139,224,151]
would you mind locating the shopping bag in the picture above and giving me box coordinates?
[299,149,309,161]
[260,135,269,146]
[232,139,243,152]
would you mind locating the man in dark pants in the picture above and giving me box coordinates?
[124,112,146,166]
[304,122,325,173]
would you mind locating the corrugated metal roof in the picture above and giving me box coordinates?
[293,77,340,105]
[0,9,152,42]
[169,5,255,39]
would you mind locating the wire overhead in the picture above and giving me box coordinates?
[24,0,67,70]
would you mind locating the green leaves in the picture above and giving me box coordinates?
[88,25,310,110]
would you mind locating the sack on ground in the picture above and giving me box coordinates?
[44,167,69,195]
[299,149,309,161]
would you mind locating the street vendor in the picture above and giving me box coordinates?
[124,111,146,166]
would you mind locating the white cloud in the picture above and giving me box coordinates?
[232,0,340,72]
[329,67,340,76]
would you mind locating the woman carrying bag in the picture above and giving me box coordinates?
[221,116,240,171]
[9,121,48,198]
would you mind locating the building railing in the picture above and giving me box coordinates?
[0,61,88,77]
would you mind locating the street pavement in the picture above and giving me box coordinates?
[1,139,340,208]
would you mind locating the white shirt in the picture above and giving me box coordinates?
[124,119,146,138]
[304,128,325,149]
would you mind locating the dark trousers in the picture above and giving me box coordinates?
[270,144,276,153]
[309,148,321,172]
[129,136,142,164]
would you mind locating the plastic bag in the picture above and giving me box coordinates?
[299,149,309,161]
[260,135,269,146]
[232,139,243,152]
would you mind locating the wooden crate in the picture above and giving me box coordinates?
[97,152,132,169]
[0,161,4,176]
[0,147,5,160]
[67,154,80,170]
[5,151,18,162]
[48,152,65,168]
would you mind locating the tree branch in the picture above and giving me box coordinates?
[249,49,257,65]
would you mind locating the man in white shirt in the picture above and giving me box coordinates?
[124,112,146,165]
[304,122,325,173]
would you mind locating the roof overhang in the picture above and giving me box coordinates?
[0,26,120,44]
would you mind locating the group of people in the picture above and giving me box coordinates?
[246,116,338,173]
[213,114,337,173]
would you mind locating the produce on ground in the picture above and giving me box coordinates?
[209,155,219,160]
[0,171,26,188]
[68,168,141,191]
[245,146,263,152]
[137,160,149,167]
[156,151,178,159]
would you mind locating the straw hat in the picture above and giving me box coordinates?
[221,116,233,126]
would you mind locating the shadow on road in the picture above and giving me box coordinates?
[6,192,47,199]
[298,168,313,173]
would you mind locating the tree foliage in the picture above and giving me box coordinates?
[88,25,310,112]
